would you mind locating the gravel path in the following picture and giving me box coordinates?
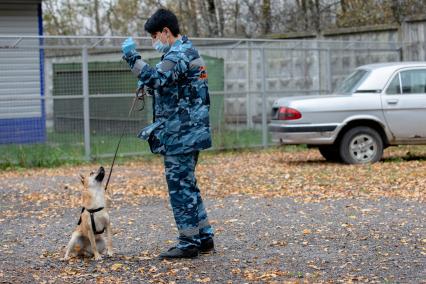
[0,149,425,283]
[1,194,425,283]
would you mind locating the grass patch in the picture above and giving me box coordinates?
[212,128,263,148]
[0,128,280,169]
[0,143,83,170]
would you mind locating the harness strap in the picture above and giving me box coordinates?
[77,207,85,225]
[77,207,105,235]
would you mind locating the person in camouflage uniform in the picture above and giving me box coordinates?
[121,8,214,259]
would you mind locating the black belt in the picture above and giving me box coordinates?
[77,207,105,235]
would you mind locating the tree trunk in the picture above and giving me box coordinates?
[94,0,102,35]
[297,0,309,30]
[207,0,218,36]
[197,1,211,36]
[341,0,347,13]
[188,0,200,37]
[312,0,321,32]
[234,0,240,35]
[214,0,225,37]
[262,0,271,34]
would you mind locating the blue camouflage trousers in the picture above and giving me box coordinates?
[164,151,214,249]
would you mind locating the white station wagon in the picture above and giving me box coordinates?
[269,62,426,164]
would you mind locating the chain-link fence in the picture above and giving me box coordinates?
[0,35,401,164]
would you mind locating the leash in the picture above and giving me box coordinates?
[76,90,144,228]
[104,88,146,192]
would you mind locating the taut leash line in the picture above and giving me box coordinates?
[104,88,145,192]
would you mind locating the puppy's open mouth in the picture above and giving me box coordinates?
[95,166,105,182]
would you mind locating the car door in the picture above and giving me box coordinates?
[382,68,426,140]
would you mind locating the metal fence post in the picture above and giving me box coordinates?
[261,47,267,147]
[398,46,404,61]
[246,41,251,128]
[326,48,332,93]
[82,46,91,161]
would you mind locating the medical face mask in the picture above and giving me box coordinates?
[152,32,170,53]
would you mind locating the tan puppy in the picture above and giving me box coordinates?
[63,166,113,260]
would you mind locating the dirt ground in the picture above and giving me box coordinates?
[0,147,425,283]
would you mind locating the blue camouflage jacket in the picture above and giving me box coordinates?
[130,36,212,155]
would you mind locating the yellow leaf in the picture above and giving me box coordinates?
[110,263,123,271]
[231,268,241,274]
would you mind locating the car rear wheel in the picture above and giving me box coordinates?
[318,145,341,162]
[339,126,383,164]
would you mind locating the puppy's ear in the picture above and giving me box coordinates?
[79,174,86,186]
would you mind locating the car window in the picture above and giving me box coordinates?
[386,74,401,95]
[400,69,426,94]
[334,69,369,94]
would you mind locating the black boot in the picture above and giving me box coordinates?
[200,238,215,253]
[159,246,199,259]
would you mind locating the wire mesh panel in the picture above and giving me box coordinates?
[50,58,151,157]
[0,35,402,165]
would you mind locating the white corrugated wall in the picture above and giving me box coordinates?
[0,2,41,119]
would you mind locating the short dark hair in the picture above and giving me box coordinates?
[144,9,180,37]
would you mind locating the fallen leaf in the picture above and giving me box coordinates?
[110,263,123,271]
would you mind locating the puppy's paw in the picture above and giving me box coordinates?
[94,254,103,261]
[61,256,70,261]
[107,250,113,257]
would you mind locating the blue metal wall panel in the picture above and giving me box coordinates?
[0,117,45,144]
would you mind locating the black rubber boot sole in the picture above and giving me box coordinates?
[200,238,215,254]
[159,247,199,259]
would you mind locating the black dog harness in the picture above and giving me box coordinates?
[77,207,105,235]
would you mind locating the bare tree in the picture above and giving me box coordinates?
[105,0,141,36]
[172,0,199,36]
[78,0,106,35]
[215,0,225,36]
[93,0,102,35]
[234,0,240,35]
[43,0,87,35]
[261,0,272,34]
[42,0,426,38]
